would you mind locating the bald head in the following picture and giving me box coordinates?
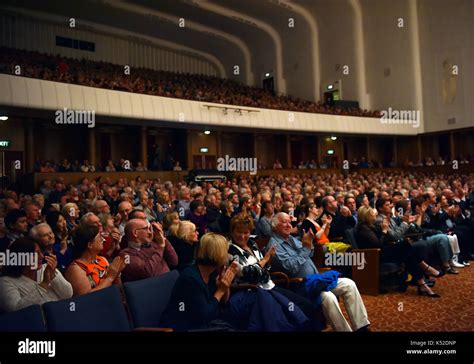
[125,218,153,245]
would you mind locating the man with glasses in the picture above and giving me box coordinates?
[119,219,178,282]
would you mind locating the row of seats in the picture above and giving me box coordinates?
[0,270,179,332]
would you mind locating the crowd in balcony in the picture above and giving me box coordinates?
[0,47,380,117]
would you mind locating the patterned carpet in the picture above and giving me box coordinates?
[358,264,474,331]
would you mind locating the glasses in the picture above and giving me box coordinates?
[135,225,152,232]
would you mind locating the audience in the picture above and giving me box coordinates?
[118,219,178,282]
[0,238,73,312]
[65,224,126,296]
[160,233,238,331]
[0,167,472,334]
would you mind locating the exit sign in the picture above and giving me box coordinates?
[0,140,10,147]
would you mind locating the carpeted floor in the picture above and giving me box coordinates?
[358,264,474,331]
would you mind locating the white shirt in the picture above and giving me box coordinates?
[0,268,72,312]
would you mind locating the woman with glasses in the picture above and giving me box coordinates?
[65,224,126,296]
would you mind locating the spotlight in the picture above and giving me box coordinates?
[327,149,335,155]
[0,116,8,121]
[330,136,337,141]
[204,130,211,135]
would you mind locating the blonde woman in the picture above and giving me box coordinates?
[160,233,238,331]
[167,221,199,271]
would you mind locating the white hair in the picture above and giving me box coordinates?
[29,223,52,241]
[271,212,289,229]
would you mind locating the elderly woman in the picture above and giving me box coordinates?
[65,224,126,297]
[167,221,199,272]
[0,238,72,312]
[160,232,238,331]
[229,214,324,331]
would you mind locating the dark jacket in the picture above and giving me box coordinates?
[160,264,221,331]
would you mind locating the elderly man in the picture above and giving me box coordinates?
[116,201,133,238]
[94,200,111,215]
[119,219,178,282]
[267,212,370,332]
[29,223,73,296]
[25,202,42,231]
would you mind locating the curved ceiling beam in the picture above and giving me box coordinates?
[274,0,321,101]
[349,0,370,109]
[103,0,254,85]
[192,0,286,94]
[0,5,226,77]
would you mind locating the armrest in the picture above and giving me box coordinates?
[270,271,290,288]
[351,248,381,296]
[270,272,305,288]
[231,283,258,291]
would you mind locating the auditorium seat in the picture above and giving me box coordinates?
[42,286,131,332]
[123,270,179,330]
[345,228,405,295]
[0,305,46,332]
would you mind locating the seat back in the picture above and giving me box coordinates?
[123,270,179,328]
[344,228,359,249]
[0,305,46,332]
[43,286,131,332]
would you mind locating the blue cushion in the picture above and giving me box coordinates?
[0,305,46,332]
[123,270,179,328]
[43,286,130,332]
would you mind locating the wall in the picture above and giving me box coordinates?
[418,0,474,132]
[305,0,359,102]
[0,117,25,151]
[360,0,418,114]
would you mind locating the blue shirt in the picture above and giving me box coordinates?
[268,233,318,278]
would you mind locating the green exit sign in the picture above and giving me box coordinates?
[0,140,10,147]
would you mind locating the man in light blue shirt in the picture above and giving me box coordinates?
[268,212,370,332]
